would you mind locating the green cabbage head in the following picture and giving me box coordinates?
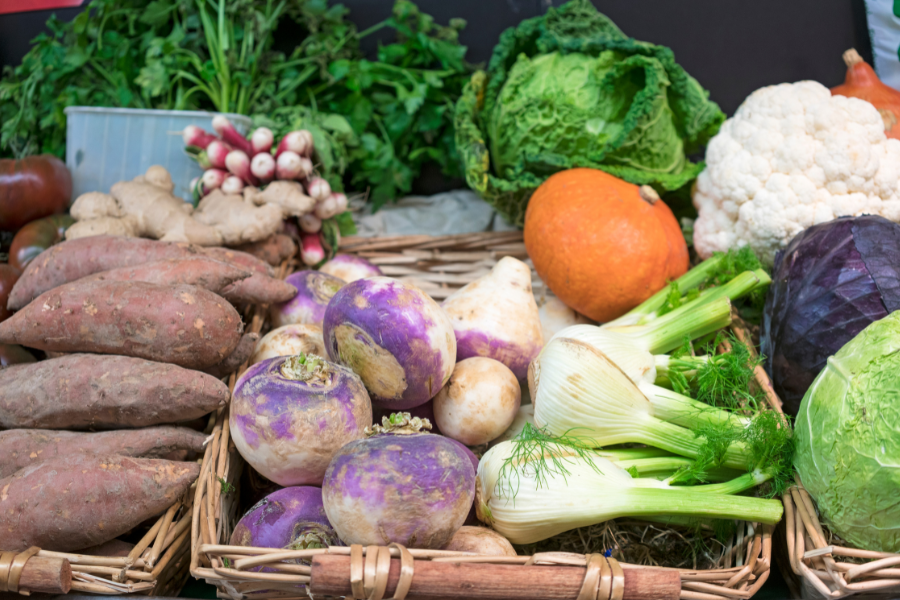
[794,311,900,552]
[454,0,725,226]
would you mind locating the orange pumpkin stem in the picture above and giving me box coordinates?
[639,185,660,205]
[843,48,864,68]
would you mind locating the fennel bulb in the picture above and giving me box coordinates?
[477,440,784,544]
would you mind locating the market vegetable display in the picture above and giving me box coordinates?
[0,155,72,232]
[249,324,326,366]
[322,414,475,548]
[794,311,900,552]
[230,487,339,551]
[0,453,199,551]
[230,354,372,486]
[455,0,724,225]
[319,255,382,283]
[0,427,207,478]
[0,354,229,429]
[693,80,900,264]
[442,257,542,379]
[0,280,243,369]
[324,277,456,410]
[832,49,900,139]
[433,357,521,446]
[271,271,345,329]
[761,216,900,415]
[524,169,689,322]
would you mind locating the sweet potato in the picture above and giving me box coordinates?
[203,332,259,379]
[76,257,251,295]
[0,281,242,368]
[234,234,297,266]
[204,246,296,304]
[8,235,277,309]
[0,354,230,429]
[0,454,199,551]
[0,427,208,478]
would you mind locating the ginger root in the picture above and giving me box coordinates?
[67,166,317,246]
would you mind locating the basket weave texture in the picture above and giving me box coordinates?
[190,232,784,600]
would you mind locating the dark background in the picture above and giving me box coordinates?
[0,0,875,117]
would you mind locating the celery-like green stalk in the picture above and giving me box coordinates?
[637,382,751,432]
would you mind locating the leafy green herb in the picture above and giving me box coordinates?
[218,476,235,494]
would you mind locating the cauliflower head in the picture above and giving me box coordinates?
[693,80,900,264]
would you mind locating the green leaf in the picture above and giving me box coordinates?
[334,211,357,236]
[140,1,176,26]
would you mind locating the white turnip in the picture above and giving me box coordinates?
[442,526,516,556]
[275,151,303,180]
[249,324,326,366]
[306,177,331,202]
[221,176,245,195]
[434,357,521,446]
[319,254,381,283]
[250,152,276,182]
[442,257,543,379]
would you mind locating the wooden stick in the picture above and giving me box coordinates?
[310,554,681,600]
[2,555,73,594]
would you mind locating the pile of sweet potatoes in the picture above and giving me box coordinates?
[0,234,297,552]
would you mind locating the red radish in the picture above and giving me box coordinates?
[226,150,260,186]
[183,125,218,149]
[276,130,313,157]
[300,233,325,266]
[206,140,231,170]
[202,168,227,191]
[307,177,331,202]
[314,195,338,220]
[251,127,274,155]
[332,193,348,213]
[221,176,246,195]
[298,157,314,178]
[275,151,304,180]
[212,116,253,154]
[250,153,276,182]
[299,214,322,234]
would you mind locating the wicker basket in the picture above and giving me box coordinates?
[190,232,785,600]
[779,477,900,599]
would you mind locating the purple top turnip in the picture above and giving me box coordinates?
[230,354,372,486]
[322,414,475,548]
[230,486,339,551]
[320,254,382,283]
[442,257,543,379]
[270,271,345,329]
[250,324,326,366]
[323,277,456,410]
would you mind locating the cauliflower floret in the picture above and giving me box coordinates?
[693,81,900,264]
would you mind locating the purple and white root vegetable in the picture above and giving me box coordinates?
[201,168,227,191]
[250,152,276,182]
[313,195,338,220]
[441,257,543,379]
[442,526,516,556]
[373,400,439,434]
[300,233,325,266]
[434,357,521,446]
[249,324,326,366]
[221,175,245,195]
[271,270,345,329]
[183,125,218,149]
[230,486,339,552]
[323,277,457,410]
[276,131,314,157]
[306,177,331,202]
[226,150,260,186]
[445,436,480,525]
[319,254,382,283]
[276,151,303,180]
[206,140,231,170]
[299,214,322,234]
[212,115,253,155]
[230,354,372,486]
[251,127,274,155]
[322,413,475,548]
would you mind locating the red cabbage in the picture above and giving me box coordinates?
[762,215,900,415]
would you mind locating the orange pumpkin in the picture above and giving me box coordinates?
[832,49,900,139]
[524,168,688,323]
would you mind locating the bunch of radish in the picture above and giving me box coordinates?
[184,117,348,228]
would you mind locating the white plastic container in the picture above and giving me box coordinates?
[64,107,252,203]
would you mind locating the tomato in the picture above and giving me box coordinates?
[0,155,72,232]
[9,214,74,271]
[0,264,20,323]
